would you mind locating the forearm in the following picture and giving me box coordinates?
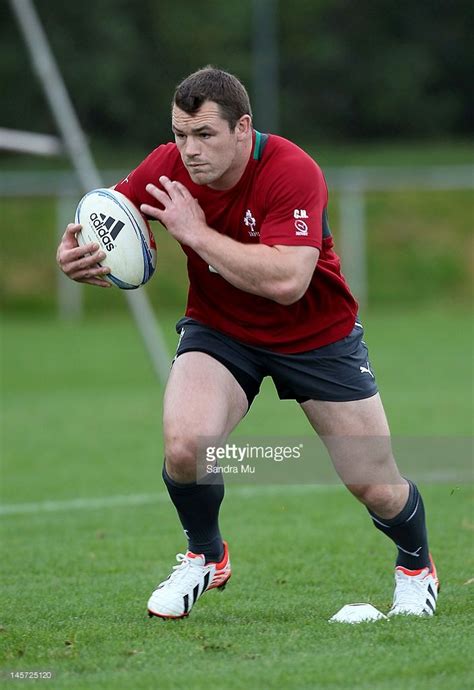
[191,226,307,304]
[140,177,318,304]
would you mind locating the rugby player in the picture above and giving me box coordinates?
[56,67,439,619]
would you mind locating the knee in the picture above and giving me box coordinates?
[347,483,405,515]
[164,434,199,481]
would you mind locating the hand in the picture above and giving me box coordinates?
[56,223,111,287]
[140,176,208,247]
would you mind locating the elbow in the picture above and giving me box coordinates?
[271,279,308,306]
[265,247,318,305]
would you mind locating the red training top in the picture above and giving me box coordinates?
[115,131,358,353]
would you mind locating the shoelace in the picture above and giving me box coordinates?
[158,553,206,592]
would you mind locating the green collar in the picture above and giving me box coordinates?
[253,130,263,160]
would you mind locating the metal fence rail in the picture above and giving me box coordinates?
[2,165,473,196]
[1,165,472,309]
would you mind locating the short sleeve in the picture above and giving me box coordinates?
[259,154,327,249]
[114,145,171,211]
[115,155,150,206]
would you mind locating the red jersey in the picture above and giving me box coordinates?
[115,131,358,353]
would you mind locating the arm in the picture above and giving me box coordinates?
[189,228,318,305]
[141,177,319,305]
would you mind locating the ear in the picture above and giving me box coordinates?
[235,114,252,140]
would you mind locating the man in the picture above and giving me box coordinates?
[56,66,438,620]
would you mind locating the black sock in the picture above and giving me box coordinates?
[368,480,430,570]
[162,464,225,563]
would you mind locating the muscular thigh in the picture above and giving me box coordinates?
[164,351,248,451]
[301,393,390,437]
[301,394,402,485]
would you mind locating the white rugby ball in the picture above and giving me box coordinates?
[75,188,157,289]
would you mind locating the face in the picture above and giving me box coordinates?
[171,101,252,190]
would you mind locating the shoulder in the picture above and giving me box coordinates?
[122,142,184,188]
[262,135,325,181]
[116,142,185,200]
[266,135,320,163]
[259,135,327,200]
[139,142,181,169]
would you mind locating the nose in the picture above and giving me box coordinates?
[184,136,201,158]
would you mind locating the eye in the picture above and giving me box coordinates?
[200,132,212,139]
[174,132,186,140]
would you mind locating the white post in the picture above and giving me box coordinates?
[10,0,170,383]
[124,291,172,384]
[9,0,101,191]
[339,186,367,311]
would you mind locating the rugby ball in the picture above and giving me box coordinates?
[75,188,157,289]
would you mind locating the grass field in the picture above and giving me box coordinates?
[1,308,473,690]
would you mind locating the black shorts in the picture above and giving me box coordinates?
[174,317,378,409]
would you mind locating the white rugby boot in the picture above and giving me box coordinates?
[388,554,439,617]
[147,541,231,619]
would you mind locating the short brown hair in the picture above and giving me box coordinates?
[173,66,252,130]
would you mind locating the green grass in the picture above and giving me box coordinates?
[1,308,473,690]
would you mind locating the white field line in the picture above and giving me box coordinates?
[0,484,342,517]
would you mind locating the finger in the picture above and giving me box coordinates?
[62,223,82,242]
[167,179,190,198]
[140,203,164,221]
[158,176,187,199]
[59,224,83,253]
[69,263,111,281]
[78,277,112,288]
[145,183,170,205]
[90,279,112,287]
[59,249,105,273]
[62,245,103,264]
[58,244,99,269]
[65,222,82,234]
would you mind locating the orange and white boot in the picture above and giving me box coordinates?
[388,554,439,617]
[147,541,231,619]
